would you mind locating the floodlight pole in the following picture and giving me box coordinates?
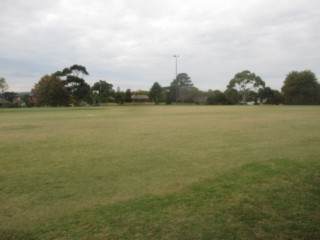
[99,80,101,105]
[173,55,179,104]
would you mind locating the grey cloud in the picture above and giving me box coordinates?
[1,0,319,92]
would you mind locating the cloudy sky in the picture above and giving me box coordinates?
[1,0,319,92]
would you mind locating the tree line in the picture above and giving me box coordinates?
[1,65,319,107]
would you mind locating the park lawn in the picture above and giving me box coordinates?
[0,105,319,239]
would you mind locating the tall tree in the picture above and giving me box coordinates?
[91,80,114,103]
[115,87,124,104]
[173,73,193,86]
[227,70,265,104]
[281,70,319,105]
[53,65,90,105]
[124,89,132,103]
[149,82,162,105]
[0,77,8,99]
[53,64,89,78]
[32,75,69,107]
[168,73,193,103]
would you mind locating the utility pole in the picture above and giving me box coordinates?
[173,55,179,104]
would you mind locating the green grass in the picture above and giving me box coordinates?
[0,106,319,239]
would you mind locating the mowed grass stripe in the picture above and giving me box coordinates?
[0,106,320,239]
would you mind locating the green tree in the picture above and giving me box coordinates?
[224,88,240,105]
[32,75,69,107]
[53,64,89,77]
[160,88,168,103]
[281,70,319,105]
[227,70,265,104]
[149,82,162,105]
[53,65,90,105]
[258,87,283,105]
[124,89,132,103]
[4,92,16,102]
[21,94,31,107]
[115,87,124,104]
[134,90,149,96]
[174,73,193,86]
[91,80,114,103]
[246,90,259,104]
[179,86,202,103]
[73,80,91,105]
[168,73,193,103]
[0,77,8,99]
[207,90,226,105]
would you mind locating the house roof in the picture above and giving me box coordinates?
[0,98,10,104]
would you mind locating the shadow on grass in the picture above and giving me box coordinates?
[2,159,320,240]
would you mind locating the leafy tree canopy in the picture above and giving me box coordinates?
[224,88,240,105]
[281,70,319,105]
[124,89,132,102]
[91,80,114,103]
[258,87,283,105]
[179,85,202,103]
[53,64,89,78]
[207,90,226,105]
[171,73,193,87]
[4,92,16,102]
[32,75,69,107]
[115,87,125,104]
[52,64,90,105]
[168,73,193,103]
[227,70,265,104]
[149,82,162,105]
[133,90,149,96]
[0,77,8,96]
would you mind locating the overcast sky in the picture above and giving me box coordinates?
[1,0,319,92]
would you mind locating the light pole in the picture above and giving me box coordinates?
[173,55,179,104]
[99,80,101,105]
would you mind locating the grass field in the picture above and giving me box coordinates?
[0,105,319,239]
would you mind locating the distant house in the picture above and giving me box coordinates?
[131,95,149,103]
[14,92,37,107]
[0,98,10,107]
